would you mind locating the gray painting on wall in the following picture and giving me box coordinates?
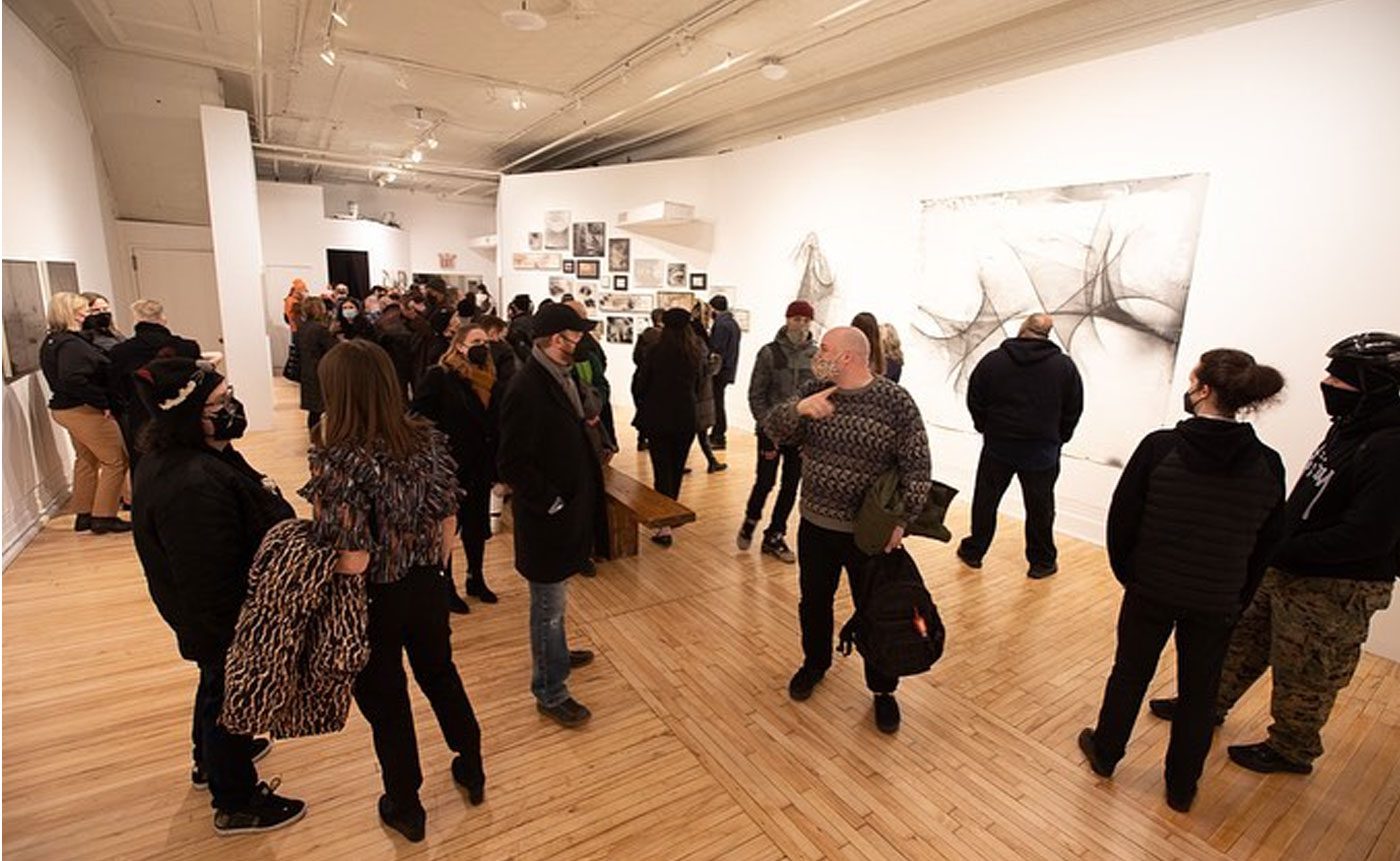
[793,232,835,329]
[4,260,47,381]
[908,173,1209,467]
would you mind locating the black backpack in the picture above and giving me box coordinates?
[838,548,945,677]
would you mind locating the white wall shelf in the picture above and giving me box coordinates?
[467,233,498,250]
[616,200,695,228]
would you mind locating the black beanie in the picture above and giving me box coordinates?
[662,307,691,328]
[134,358,223,418]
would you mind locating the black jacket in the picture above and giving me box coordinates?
[295,320,337,412]
[106,322,202,416]
[708,311,741,384]
[1107,418,1286,614]
[488,340,519,390]
[506,313,535,362]
[632,335,701,436]
[412,365,501,489]
[1271,402,1400,582]
[497,355,608,582]
[373,315,417,394]
[967,338,1083,443]
[39,330,111,411]
[133,445,294,663]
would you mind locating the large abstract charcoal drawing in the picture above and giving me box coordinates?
[910,174,1209,467]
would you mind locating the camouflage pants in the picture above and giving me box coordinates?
[1216,568,1394,764]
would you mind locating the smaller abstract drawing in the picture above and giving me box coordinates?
[544,210,570,249]
[528,232,543,251]
[609,238,630,272]
[612,274,629,291]
[667,263,687,288]
[563,259,576,274]
[577,260,600,279]
[605,315,634,344]
[689,272,707,291]
[572,221,605,258]
[657,290,696,311]
[634,259,664,288]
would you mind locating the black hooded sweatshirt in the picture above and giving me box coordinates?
[966,337,1084,443]
[1107,417,1287,614]
[1270,400,1400,582]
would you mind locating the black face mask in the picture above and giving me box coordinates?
[1182,389,1197,416]
[208,397,248,441]
[83,312,112,331]
[467,344,490,366]
[1320,382,1363,418]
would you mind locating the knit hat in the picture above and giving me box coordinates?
[785,300,815,319]
[533,302,597,337]
[134,358,223,417]
[661,307,692,328]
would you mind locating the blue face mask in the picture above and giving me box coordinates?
[343,308,358,321]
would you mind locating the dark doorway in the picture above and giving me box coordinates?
[326,249,370,299]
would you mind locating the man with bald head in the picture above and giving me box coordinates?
[764,325,932,733]
[957,313,1083,579]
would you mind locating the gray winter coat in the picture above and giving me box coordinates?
[748,327,817,424]
[696,352,722,431]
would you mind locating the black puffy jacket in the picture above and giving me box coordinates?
[966,337,1083,443]
[39,330,110,411]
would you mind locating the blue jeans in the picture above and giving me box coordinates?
[529,580,571,707]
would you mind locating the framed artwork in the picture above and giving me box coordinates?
[612,274,629,291]
[733,309,751,332]
[577,282,595,300]
[689,271,707,291]
[599,292,653,313]
[634,259,664,288]
[544,210,570,249]
[657,290,697,311]
[667,262,687,288]
[572,221,605,258]
[562,259,576,274]
[608,238,630,271]
[3,259,46,380]
[512,252,562,271]
[605,315,635,344]
[528,232,543,251]
[548,276,573,297]
[576,259,600,279]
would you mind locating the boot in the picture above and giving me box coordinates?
[465,573,498,604]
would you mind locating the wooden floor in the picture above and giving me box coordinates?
[4,379,1399,860]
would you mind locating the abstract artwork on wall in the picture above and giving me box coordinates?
[908,173,1209,467]
[605,315,635,344]
[513,252,562,271]
[572,222,605,258]
[732,309,751,332]
[612,274,629,291]
[576,259,600,279]
[563,259,576,274]
[608,238,630,272]
[634,259,664,288]
[45,261,79,294]
[600,291,653,313]
[666,263,687,288]
[657,290,697,311]
[548,276,572,297]
[689,272,707,291]
[3,260,46,380]
[528,232,543,251]
[544,210,570,249]
[793,232,835,328]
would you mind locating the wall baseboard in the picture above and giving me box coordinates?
[3,485,69,570]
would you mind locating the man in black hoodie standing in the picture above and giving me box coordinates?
[956,314,1084,578]
[106,299,203,476]
[1152,332,1400,775]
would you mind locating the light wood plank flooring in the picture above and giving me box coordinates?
[4,379,1398,859]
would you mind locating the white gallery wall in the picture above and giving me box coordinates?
[2,7,122,563]
[499,0,1400,658]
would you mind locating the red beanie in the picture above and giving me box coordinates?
[785,300,815,319]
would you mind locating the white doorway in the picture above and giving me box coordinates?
[132,248,223,352]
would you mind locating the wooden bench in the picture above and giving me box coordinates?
[603,465,697,557]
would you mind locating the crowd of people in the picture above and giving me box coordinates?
[35,276,1400,838]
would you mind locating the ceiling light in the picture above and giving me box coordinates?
[425,136,439,149]
[510,90,527,111]
[676,32,694,57]
[319,43,336,66]
[760,59,788,81]
[409,148,424,163]
[383,170,397,183]
[330,1,349,27]
[502,1,547,31]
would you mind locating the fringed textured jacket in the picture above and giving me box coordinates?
[221,518,370,738]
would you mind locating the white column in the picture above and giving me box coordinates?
[199,105,275,430]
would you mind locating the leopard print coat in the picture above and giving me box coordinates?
[221,518,370,739]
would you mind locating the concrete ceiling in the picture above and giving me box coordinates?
[8,0,1329,219]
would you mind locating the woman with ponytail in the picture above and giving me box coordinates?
[1078,348,1288,814]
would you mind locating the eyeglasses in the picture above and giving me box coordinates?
[202,386,235,417]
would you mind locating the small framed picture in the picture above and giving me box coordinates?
[528,232,543,251]
[667,262,687,288]
[612,274,629,291]
[689,271,707,291]
[562,259,576,274]
[577,259,600,279]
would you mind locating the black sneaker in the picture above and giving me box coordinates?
[761,534,796,564]
[1227,741,1312,775]
[91,517,132,534]
[736,518,757,551]
[537,697,592,728]
[1027,563,1058,579]
[377,794,425,842]
[74,513,93,532]
[874,694,901,734]
[787,666,824,701]
[1166,787,1196,813]
[1077,728,1114,777]
[451,755,486,806]
[465,577,499,603]
[213,779,306,836]
[955,542,982,569]
[449,592,472,614]
[569,649,595,668]
[1148,697,1224,726]
[706,461,728,473]
[194,738,273,790]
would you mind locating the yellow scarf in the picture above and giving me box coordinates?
[460,358,496,408]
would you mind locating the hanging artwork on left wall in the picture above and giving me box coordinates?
[544,210,571,249]
[3,260,46,380]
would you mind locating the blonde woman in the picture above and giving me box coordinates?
[880,323,904,383]
[39,292,130,533]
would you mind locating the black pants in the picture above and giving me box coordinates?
[647,431,695,500]
[1091,591,1235,796]
[745,432,802,538]
[711,380,730,440]
[458,483,491,582]
[306,410,321,432]
[192,659,257,810]
[695,426,720,468]
[961,447,1060,566]
[354,567,484,806]
[796,519,898,694]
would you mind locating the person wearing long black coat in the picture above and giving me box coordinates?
[294,296,337,432]
[497,303,608,729]
[631,307,703,546]
[107,299,202,476]
[412,321,504,612]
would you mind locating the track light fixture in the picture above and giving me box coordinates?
[319,43,336,66]
[409,148,424,163]
[425,136,439,150]
[330,1,349,27]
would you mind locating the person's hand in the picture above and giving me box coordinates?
[796,387,837,419]
[884,524,905,554]
[335,549,370,575]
